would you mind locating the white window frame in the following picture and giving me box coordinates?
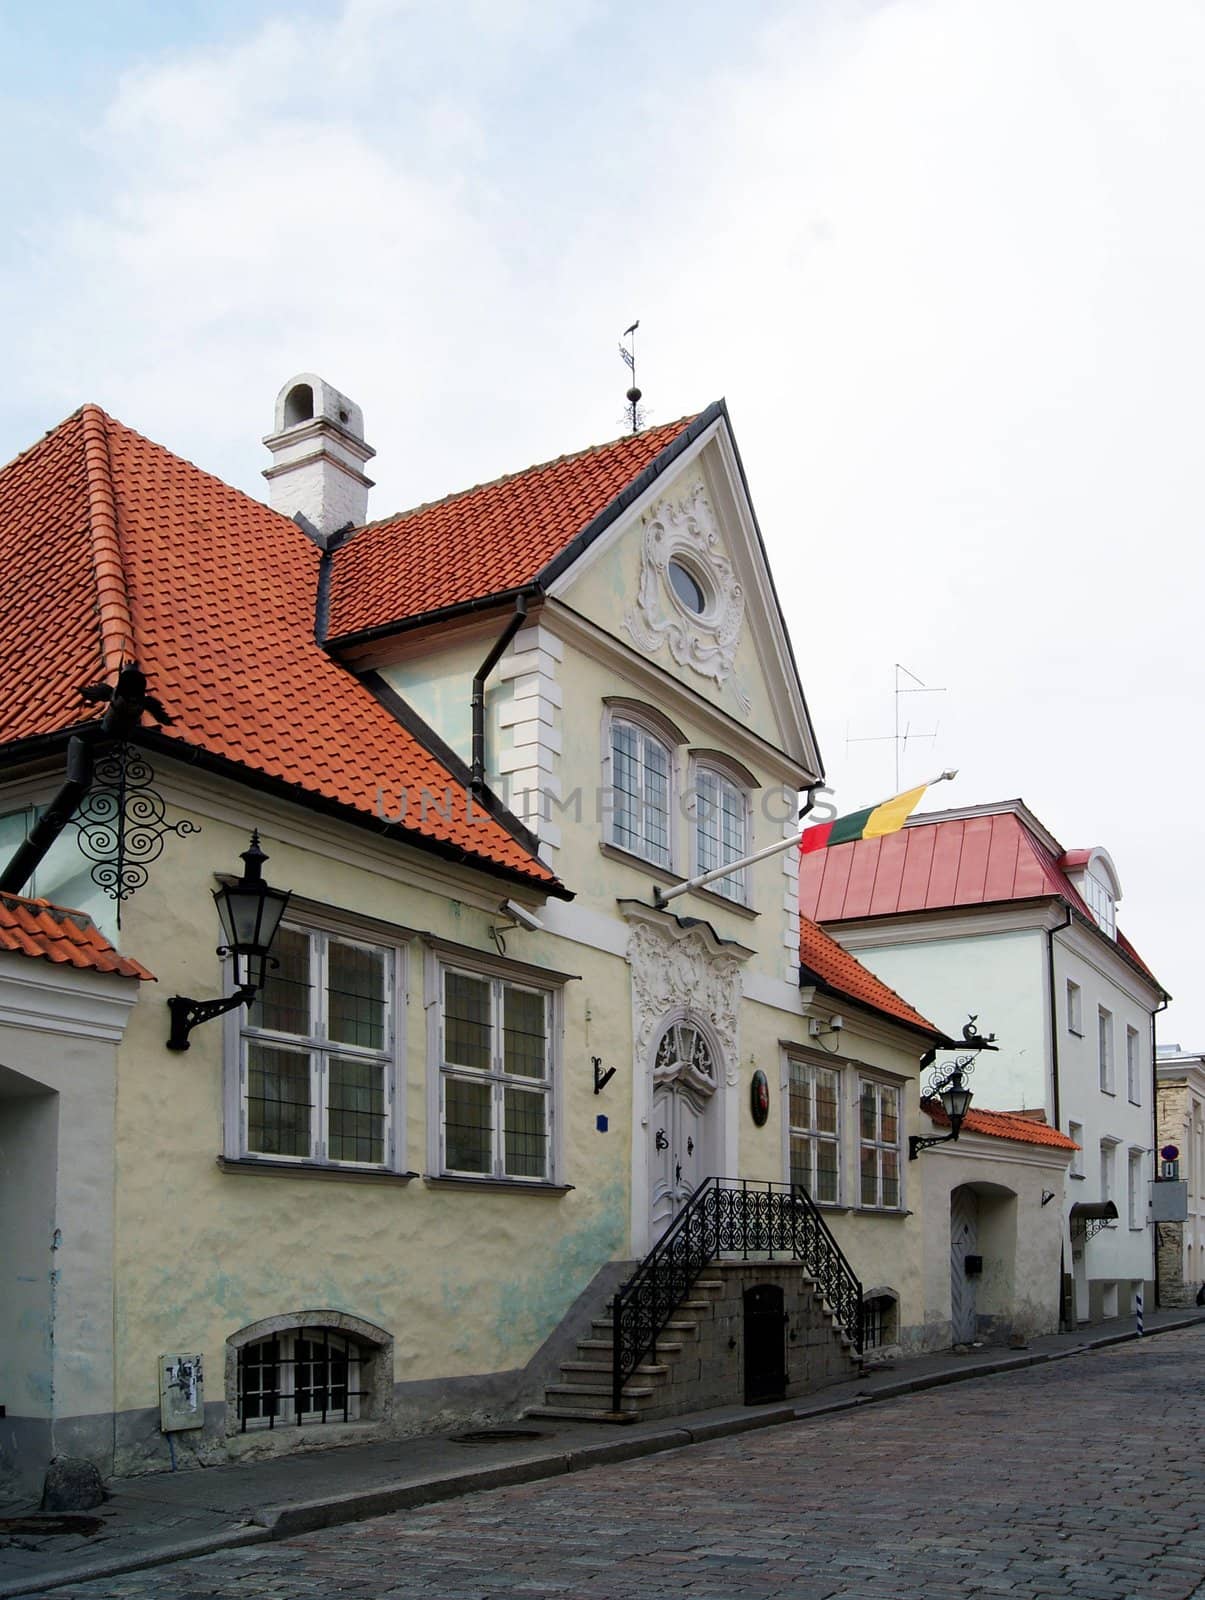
[857,1078,903,1211]
[1098,1006,1115,1094]
[689,758,752,905]
[425,946,563,1186]
[1126,1026,1141,1105]
[1068,1120,1084,1178]
[1066,980,1082,1036]
[1127,1147,1145,1230]
[1100,1138,1117,1207]
[601,705,679,870]
[785,1055,841,1205]
[224,911,407,1173]
[1084,871,1116,939]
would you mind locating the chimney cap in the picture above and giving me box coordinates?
[271,373,367,444]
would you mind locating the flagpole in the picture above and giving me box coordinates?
[652,770,958,909]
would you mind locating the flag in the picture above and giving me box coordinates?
[801,782,929,855]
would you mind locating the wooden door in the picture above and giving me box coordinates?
[950,1187,979,1343]
[649,1083,708,1238]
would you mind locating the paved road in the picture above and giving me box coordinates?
[25,1328,1205,1600]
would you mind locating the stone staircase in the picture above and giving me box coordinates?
[525,1263,859,1424]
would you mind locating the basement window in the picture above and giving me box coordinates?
[861,1294,898,1350]
[237,1327,367,1429]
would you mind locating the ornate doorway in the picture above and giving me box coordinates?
[648,1019,718,1237]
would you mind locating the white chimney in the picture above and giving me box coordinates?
[263,373,376,539]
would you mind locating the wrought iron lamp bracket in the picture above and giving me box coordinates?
[167,983,254,1052]
[908,1017,998,1161]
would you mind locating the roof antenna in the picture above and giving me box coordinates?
[619,321,646,433]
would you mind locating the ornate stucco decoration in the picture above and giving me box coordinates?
[626,915,745,1088]
[623,484,750,712]
[653,1020,717,1099]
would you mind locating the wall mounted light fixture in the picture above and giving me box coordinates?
[166,832,291,1051]
[908,1017,998,1160]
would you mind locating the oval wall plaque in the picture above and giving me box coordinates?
[750,1068,770,1127]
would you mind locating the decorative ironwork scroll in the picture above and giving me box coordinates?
[69,743,200,921]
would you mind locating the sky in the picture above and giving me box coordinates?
[1,0,1201,1045]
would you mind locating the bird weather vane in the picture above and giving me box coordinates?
[618,321,647,433]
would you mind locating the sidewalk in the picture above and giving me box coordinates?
[3,1305,1202,1600]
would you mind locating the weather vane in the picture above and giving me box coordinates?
[618,321,647,433]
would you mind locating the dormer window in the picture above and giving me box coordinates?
[1084,871,1115,939]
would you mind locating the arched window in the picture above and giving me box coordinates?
[609,717,673,867]
[861,1292,898,1350]
[230,1316,391,1432]
[654,1018,717,1096]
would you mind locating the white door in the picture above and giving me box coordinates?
[950,1187,979,1343]
[649,1082,708,1238]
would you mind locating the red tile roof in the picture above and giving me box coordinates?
[925,1100,1079,1151]
[799,914,944,1039]
[0,408,561,894]
[327,413,704,639]
[798,803,1163,992]
[0,892,152,979]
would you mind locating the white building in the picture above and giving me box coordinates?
[799,799,1168,1327]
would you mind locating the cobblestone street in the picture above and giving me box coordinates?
[24,1328,1205,1600]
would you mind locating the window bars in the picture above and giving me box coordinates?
[237,1330,368,1429]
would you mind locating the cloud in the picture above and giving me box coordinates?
[2,0,1201,1035]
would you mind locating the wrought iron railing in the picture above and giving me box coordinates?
[611,1177,863,1412]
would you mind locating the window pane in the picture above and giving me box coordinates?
[788,1062,810,1131]
[880,1088,898,1145]
[881,1148,899,1208]
[816,1139,839,1204]
[814,1069,839,1134]
[504,1086,548,1178]
[239,1337,280,1423]
[860,1146,878,1207]
[252,926,311,1036]
[444,971,491,1069]
[445,1075,492,1172]
[295,1335,350,1419]
[642,735,671,865]
[247,1043,312,1157]
[328,940,386,1050]
[860,1082,877,1140]
[611,722,640,852]
[789,1132,810,1190]
[503,986,546,1079]
[328,1056,385,1164]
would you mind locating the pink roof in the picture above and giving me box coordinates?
[798,803,1165,994]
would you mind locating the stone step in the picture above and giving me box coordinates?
[543,1382,657,1410]
[524,1405,638,1425]
[561,1360,670,1381]
[591,1317,700,1339]
[575,1337,687,1358]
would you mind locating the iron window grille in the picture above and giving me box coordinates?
[237,1329,367,1429]
[608,717,672,868]
[439,966,552,1181]
[239,925,395,1167]
[692,767,749,903]
[861,1295,897,1350]
[788,1058,840,1204]
[858,1080,901,1209]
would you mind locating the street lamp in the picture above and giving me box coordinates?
[167,832,291,1051]
[909,1017,997,1160]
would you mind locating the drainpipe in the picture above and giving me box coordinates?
[1150,990,1170,1307]
[471,596,528,796]
[1046,901,1074,1331]
[0,736,93,895]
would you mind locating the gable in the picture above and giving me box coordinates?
[546,417,820,776]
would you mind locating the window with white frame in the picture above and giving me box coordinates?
[1100,1139,1116,1206]
[1126,1026,1141,1104]
[239,925,396,1166]
[693,765,749,903]
[788,1058,840,1204]
[1098,1006,1115,1093]
[608,716,672,867]
[859,1080,901,1209]
[1068,1120,1084,1177]
[1084,872,1116,939]
[1066,980,1082,1035]
[438,965,554,1181]
[1127,1148,1144,1229]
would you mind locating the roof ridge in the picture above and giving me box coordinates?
[80,404,136,677]
[344,413,700,539]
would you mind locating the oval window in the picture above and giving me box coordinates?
[668,559,706,614]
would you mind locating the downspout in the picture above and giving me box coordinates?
[0,735,93,895]
[1046,900,1074,1330]
[797,779,825,824]
[1150,990,1170,1307]
[471,595,528,796]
